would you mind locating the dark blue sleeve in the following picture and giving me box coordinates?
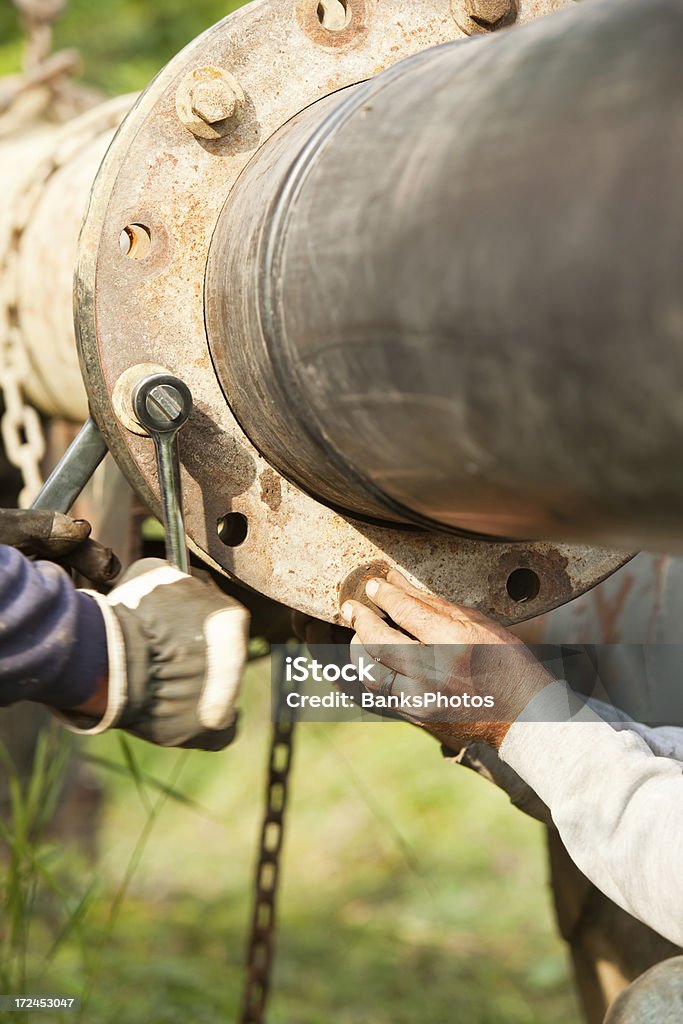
[0,545,108,710]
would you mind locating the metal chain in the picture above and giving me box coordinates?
[0,255,46,508]
[0,1,127,506]
[0,102,132,508]
[240,651,300,1024]
[0,138,66,506]
[0,0,72,506]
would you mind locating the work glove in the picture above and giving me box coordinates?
[60,559,250,750]
[0,507,120,588]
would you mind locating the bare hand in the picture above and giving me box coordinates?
[341,570,553,750]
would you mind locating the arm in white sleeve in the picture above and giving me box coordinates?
[587,697,683,762]
[499,680,683,947]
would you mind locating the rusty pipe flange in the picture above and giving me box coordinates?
[75,0,628,625]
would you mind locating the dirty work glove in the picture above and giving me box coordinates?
[0,507,120,588]
[59,559,250,750]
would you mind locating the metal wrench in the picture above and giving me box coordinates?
[29,418,120,586]
[32,417,109,514]
[132,373,193,573]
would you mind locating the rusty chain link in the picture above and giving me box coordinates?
[240,651,300,1024]
[0,136,71,506]
[0,309,46,507]
[0,0,128,505]
[0,0,72,506]
[0,198,47,506]
[0,102,124,505]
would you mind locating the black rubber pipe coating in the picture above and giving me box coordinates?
[206,0,683,552]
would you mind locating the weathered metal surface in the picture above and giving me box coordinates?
[75,0,630,625]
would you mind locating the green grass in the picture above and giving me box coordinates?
[0,658,580,1023]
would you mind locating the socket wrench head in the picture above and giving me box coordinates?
[133,374,193,434]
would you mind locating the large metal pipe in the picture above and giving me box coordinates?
[0,95,133,425]
[206,0,683,554]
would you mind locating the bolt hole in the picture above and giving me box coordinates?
[217,512,249,547]
[119,224,152,259]
[506,568,541,604]
[317,0,350,31]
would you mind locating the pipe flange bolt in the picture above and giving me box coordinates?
[176,65,245,140]
[451,0,517,34]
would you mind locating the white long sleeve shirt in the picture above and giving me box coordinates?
[500,680,683,947]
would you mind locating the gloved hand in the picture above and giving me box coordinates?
[0,507,120,588]
[61,559,250,750]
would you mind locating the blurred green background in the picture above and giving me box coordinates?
[0,0,246,92]
[0,2,580,1021]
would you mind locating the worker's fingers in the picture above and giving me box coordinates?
[384,568,438,602]
[348,630,428,683]
[385,569,512,632]
[341,598,418,646]
[343,599,436,694]
[0,508,91,556]
[368,575,513,643]
[349,638,438,708]
[382,570,463,616]
[48,511,92,546]
[62,539,121,590]
[387,569,430,598]
[385,569,507,622]
[361,578,474,645]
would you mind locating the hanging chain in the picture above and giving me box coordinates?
[0,138,69,507]
[0,237,46,508]
[0,1,72,506]
[0,1,123,506]
[240,651,300,1024]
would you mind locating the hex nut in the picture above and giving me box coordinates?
[176,66,246,140]
[451,0,517,34]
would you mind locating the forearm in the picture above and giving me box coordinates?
[500,680,683,946]
[587,697,683,762]
[0,545,107,711]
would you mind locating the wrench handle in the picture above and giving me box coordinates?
[152,430,190,574]
[32,417,108,514]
